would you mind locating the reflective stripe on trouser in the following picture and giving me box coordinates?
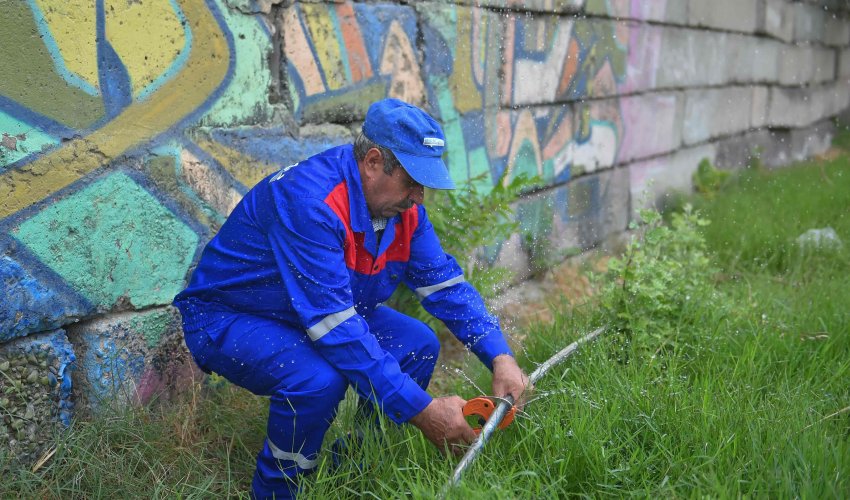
[182,306,440,499]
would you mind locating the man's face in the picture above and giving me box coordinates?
[363,150,425,218]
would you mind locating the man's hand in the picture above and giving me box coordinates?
[409,396,476,456]
[491,354,532,409]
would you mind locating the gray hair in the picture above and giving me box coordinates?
[354,132,401,175]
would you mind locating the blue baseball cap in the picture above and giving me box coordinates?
[362,98,455,190]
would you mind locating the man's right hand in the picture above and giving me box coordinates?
[409,396,476,456]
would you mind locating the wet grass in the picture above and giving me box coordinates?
[2,153,849,498]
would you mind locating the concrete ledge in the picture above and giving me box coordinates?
[66,308,201,416]
[628,143,717,213]
[494,167,629,278]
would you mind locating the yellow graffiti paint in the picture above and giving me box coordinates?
[0,0,229,219]
[300,4,347,91]
[450,8,481,114]
[106,0,187,98]
[33,0,99,91]
[194,138,279,190]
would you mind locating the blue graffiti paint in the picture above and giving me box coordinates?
[0,255,88,342]
[95,0,133,118]
[207,127,348,168]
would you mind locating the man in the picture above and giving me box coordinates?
[173,98,529,498]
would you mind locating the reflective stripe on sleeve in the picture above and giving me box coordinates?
[306,306,356,341]
[414,275,465,299]
[267,438,318,470]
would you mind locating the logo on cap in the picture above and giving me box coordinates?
[423,137,444,147]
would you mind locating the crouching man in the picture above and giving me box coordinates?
[173,98,529,498]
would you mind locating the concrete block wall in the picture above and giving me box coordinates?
[1,0,849,464]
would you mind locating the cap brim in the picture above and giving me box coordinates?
[393,150,456,190]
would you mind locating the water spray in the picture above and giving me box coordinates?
[441,325,607,497]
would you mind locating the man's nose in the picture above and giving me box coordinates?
[409,185,425,205]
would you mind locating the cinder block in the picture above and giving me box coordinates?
[67,308,201,415]
[792,3,826,43]
[0,256,90,342]
[778,45,836,85]
[759,0,795,42]
[840,49,850,79]
[656,28,729,88]
[751,86,770,129]
[768,83,850,128]
[617,92,684,163]
[0,330,75,466]
[682,87,753,145]
[454,0,584,13]
[791,2,848,46]
[725,34,781,84]
[585,0,688,24]
[689,0,758,33]
[502,167,629,273]
[629,144,717,213]
[714,129,776,169]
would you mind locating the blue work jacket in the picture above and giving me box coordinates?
[174,145,512,423]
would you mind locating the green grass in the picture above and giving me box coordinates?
[3,155,849,498]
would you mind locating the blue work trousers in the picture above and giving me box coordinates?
[182,305,439,499]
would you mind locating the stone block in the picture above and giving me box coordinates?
[792,2,827,43]
[500,167,629,277]
[585,0,688,24]
[682,87,754,145]
[629,144,716,213]
[714,129,776,169]
[721,121,835,168]
[282,2,423,122]
[9,172,199,312]
[788,119,835,161]
[656,28,730,88]
[778,44,837,85]
[0,330,75,466]
[839,49,850,79]
[759,0,795,42]
[0,255,89,342]
[768,83,850,128]
[689,0,758,33]
[453,0,584,13]
[751,86,770,129]
[725,34,781,84]
[617,92,684,163]
[67,308,201,414]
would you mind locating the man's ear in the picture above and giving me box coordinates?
[362,148,384,178]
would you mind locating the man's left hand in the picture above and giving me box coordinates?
[491,354,532,410]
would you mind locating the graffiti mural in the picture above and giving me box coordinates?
[0,0,656,462]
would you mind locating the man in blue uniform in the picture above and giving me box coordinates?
[173,98,529,498]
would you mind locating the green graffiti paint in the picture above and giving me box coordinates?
[0,110,59,168]
[128,310,172,348]
[12,172,199,309]
[200,0,274,126]
[433,76,470,186]
[468,147,491,191]
[0,3,104,129]
[512,140,539,181]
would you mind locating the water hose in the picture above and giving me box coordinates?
[441,325,607,496]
